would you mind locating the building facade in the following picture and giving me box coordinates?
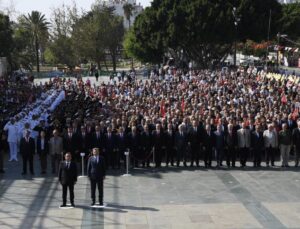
[102,0,144,28]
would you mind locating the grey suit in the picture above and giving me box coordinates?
[49,136,63,173]
[237,129,251,166]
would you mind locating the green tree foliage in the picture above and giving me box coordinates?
[237,0,282,42]
[125,0,283,67]
[72,6,124,71]
[21,11,50,72]
[281,2,300,39]
[45,4,78,69]
[0,13,13,57]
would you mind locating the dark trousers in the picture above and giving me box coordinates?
[176,147,187,166]
[154,147,163,167]
[62,184,74,205]
[204,147,213,167]
[190,147,200,166]
[226,146,236,166]
[266,147,276,166]
[240,147,249,167]
[40,153,47,172]
[166,148,175,166]
[22,154,34,174]
[90,179,103,203]
[0,150,4,171]
[253,148,263,167]
[216,148,224,166]
[51,154,62,173]
[142,148,151,167]
[295,147,300,166]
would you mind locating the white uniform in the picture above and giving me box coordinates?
[3,123,19,161]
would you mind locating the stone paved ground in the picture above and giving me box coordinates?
[1,76,300,228]
[1,153,300,229]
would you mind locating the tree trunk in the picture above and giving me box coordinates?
[104,59,108,72]
[111,52,117,72]
[35,37,40,73]
[97,60,102,71]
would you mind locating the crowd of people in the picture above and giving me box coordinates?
[1,67,300,175]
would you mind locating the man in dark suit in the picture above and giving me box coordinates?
[203,124,214,168]
[87,148,106,206]
[141,125,153,167]
[165,124,175,167]
[127,126,141,168]
[116,127,127,169]
[91,125,105,152]
[152,124,165,168]
[175,124,188,167]
[37,130,49,174]
[63,127,79,160]
[214,124,226,167]
[225,124,238,167]
[292,120,300,167]
[20,130,35,175]
[58,152,78,207]
[188,121,202,167]
[105,126,117,169]
[251,125,264,167]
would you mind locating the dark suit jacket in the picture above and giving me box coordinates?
[20,137,35,157]
[105,133,116,152]
[152,130,164,149]
[188,127,202,150]
[225,131,238,148]
[63,133,79,153]
[87,156,106,181]
[37,137,49,155]
[203,131,214,150]
[91,132,105,149]
[164,131,175,151]
[292,128,300,148]
[116,133,127,152]
[251,131,264,150]
[127,132,141,152]
[58,161,77,185]
[175,132,187,150]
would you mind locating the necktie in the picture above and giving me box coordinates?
[66,162,70,169]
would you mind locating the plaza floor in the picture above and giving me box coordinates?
[1,154,300,229]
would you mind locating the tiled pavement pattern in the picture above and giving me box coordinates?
[1,153,300,229]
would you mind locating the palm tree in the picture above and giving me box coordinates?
[22,11,49,73]
[123,3,134,69]
[123,3,134,29]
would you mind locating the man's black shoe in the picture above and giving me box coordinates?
[91,202,95,206]
[100,202,103,206]
[71,203,75,207]
[21,172,26,175]
[60,204,66,207]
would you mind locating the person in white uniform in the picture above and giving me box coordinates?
[3,118,19,161]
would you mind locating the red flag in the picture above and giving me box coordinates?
[181,98,185,112]
[281,93,287,104]
[160,99,166,117]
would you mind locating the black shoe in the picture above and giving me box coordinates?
[21,172,26,175]
[91,202,95,206]
[31,172,35,175]
[0,170,5,173]
[71,203,75,207]
[100,202,103,206]
[60,204,66,207]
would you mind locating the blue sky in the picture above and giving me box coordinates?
[1,0,152,20]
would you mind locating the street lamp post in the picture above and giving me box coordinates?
[232,7,240,67]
